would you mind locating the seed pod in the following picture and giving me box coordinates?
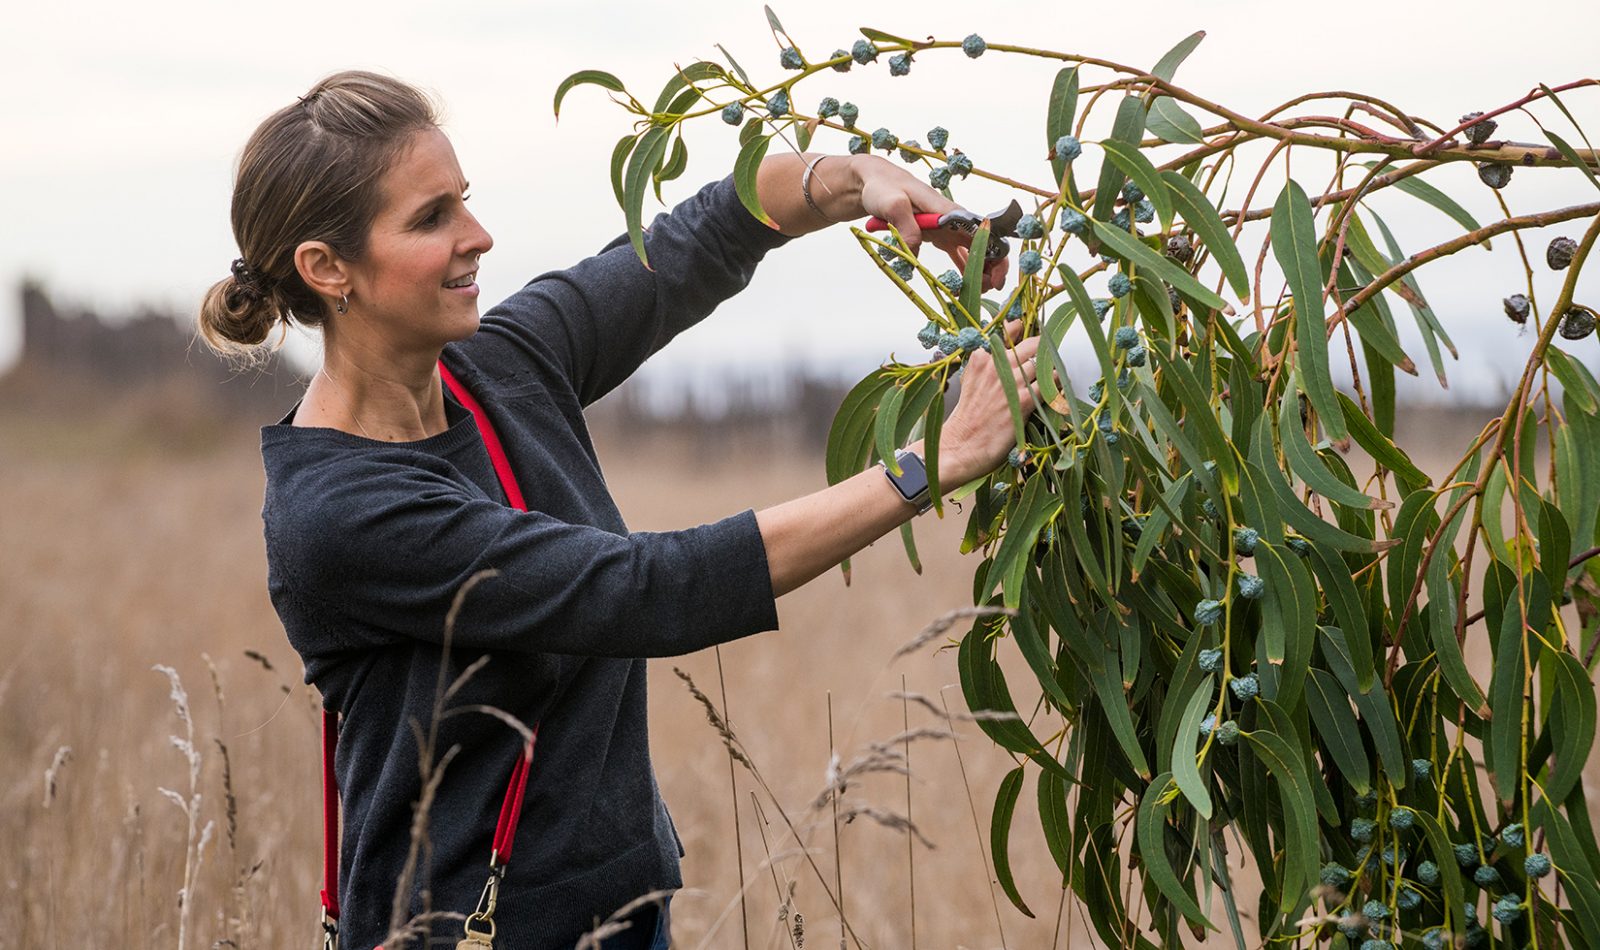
[888,52,912,76]
[1166,233,1193,263]
[847,135,869,155]
[1216,720,1240,745]
[1477,162,1513,189]
[1198,648,1224,673]
[1228,673,1260,701]
[851,39,878,64]
[870,127,897,152]
[1194,599,1224,625]
[1548,235,1578,270]
[1350,817,1378,844]
[779,47,804,70]
[1018,250,1043,275]
[898,139,921,163]
[1015,214,1044,240]
[1113,326,1140,350]
[838,102,859,128]
[928,166,951,190]
[829,50,852,73]
[1059,209,1090,236]
[721,103,744,125]
[1418,860,1441,885]
[1460,111,1498,146]
[961,34,987,58]
[1560,307,1597,340]
[766,90,789,118]
[1053,135,1082,163]
[927,126,949,150]
[817,97,840,119]
[946,152,973,178]
[1503,293,1530,325]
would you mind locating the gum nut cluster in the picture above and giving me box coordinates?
[818,97,840,118]
[1474,865,1501,888]
[1455,843,1480,866]
[1059,209,1090,236]
[1418,860,1441,885]
[1054,135,1082,163]
[938,269,964,293]
[1351,817,1378,844]
[918,322,940,349]
[1019,250,1043,275]
[1356,788,1379,810]
[1389,806,1416,830]
[1007,448,1024,468]
[1194,598,1224,625]
[722,102,744,124]
[852,39,878,64]
[1412,758,1433,780]
[1397,888,1421,912]
[888,52,912,76]
[1201,498,1220,519]
[1229,673,1260,701]
[1093,298,1113,319]
[839,102,860,127]
[1320,862,1353,888]
[947,153,974,178]
[957,326,988,353]
[1198,647,1224,673]
[1363,900,1389,922]
[961,33,987,57]
[1500,823,1524,848]
[1134,198,1155,224]
[871,127,898,151]
[1110,208,1132,231]
[1114,326,1140,349]
[1125,345,1147,367]
[767,90,790,118]
[848,135,869,155]
[929,166,952,189]
[1237,573,1265,600]
[927,126,949,150]
[1121,181,1144,204]
[891,258,915,280]
[1005,298,1023,319]
[1526,853,1552,878]
[1199,714,1216,738]
[1233,527,1259,556]
[1216,720,1240,746]
[1337,918,1366,940]
[898,139,921,163]
[1503,293,1530,324]
[1361,941,1396,950]
[1478,162,1513,189]
[1423,929,1449,950]
[829,49,852,72]
[937,331,960,354]
[1286,536,1312,557]
[1561,307,1598,340]
[780,46,804,70]
[1015,214,1044,240]
[1548,236,1578,270]
[1492,896,1523,924]
[1166,233,1193,263]
[1109,273,1132,297]
[1461,111,1498,146]
[1382,844,1408,869]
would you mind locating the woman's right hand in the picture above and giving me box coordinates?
[934,317,1044,488]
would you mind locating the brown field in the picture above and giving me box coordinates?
[0,384,1572,949]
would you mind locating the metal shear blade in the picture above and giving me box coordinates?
[936,200,1024,260]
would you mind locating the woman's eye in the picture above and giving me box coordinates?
[420,210,441,228]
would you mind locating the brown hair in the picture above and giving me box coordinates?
[197,70,440,357]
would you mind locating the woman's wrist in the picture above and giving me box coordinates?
[804,153,865,224]
[905,437,981,501]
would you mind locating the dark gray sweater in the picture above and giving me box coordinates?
[261,174,793,949]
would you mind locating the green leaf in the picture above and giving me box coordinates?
[1533,795,1600,949]
[1057,266,1120,419]
[987,329,1028,453]
[1254,541,1310,668]
[1046,67,1081,187]
[874,381,908,477]
[1549,650,1598,803]
[1337,393,1429,492]
[1547,346,1600,415]
[650,61,723,116]
[1425,499,1490,716]
[1242,724,1318,921]
[1412,808,1468,935]
[1250,415,1391,554]
[1172,677,1215,818]
[1101,139,1174,232]
[1147,97,1206,144]
[763,4,787,35]
[715,43,752,88]
[1137,773,1216,929]
[1037,769,1073,876]
[1542,127,1600,194]
[958,626,1074,781]
[1279,382,1386,510]
[1160,172,1249,299]
[924,380,946,516]
[609,134,638,211]
[1270,181,1346,440]
[1085,615,1151,779]
[825,369,896,485]
[553,69,626,120]
[1356,160,1485,238]
[1093,223,1228,313]
[858,26,915,44]
[1305,669,1370,792]
[1317,626,1408,780]
[1093,96,1148,221]
[991,766,1035,917]
[623,127,673,268]
[1305,543,1375,690]
[1491,574,1550,802]
[1151,349,1237,491]
[733,131,776,231]
[958,221,991,323]
[982,476,1056,605]
[1151,30,1205,82]
[1538,497,1574,592]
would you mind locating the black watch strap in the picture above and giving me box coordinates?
[882,449,933,514]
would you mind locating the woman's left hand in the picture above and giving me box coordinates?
[855,156,1010,293]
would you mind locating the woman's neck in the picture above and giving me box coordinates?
[303,338,448,442]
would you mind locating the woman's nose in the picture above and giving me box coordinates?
[464,208,494,256]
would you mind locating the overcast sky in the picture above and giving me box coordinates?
[3,0,1597,411]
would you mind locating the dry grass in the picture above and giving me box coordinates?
[0,399,1562,948]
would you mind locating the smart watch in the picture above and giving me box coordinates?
[881,448,934,514]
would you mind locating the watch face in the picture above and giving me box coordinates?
[888,450,930,502]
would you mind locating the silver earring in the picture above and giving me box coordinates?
[336,293,348,315]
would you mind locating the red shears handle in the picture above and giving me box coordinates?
[864,213,946,233]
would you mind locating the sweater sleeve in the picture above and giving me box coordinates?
[272,454,780,658]
[471,173,795,407]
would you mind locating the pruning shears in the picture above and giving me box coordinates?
[863,199,1026,261]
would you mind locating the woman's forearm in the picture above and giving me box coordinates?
[755,151,867,237]
[754,438,984,598]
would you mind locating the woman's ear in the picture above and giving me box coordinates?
[294,240,350,301]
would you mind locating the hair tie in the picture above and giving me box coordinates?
[230,257,266,302]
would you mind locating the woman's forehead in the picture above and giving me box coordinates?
[379,128,467,215]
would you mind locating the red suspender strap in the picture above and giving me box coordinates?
[315,360,541,941]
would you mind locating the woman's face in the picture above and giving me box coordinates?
[344,127,494,352]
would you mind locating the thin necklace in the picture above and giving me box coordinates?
[318,366,376,440]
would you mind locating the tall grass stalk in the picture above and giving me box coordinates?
[901,675,916,950]
[714,645,750,950]
[940,687,1007,950]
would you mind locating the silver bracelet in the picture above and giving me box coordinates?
[801,155,833,222]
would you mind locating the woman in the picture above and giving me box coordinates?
[198,70,1044,950]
